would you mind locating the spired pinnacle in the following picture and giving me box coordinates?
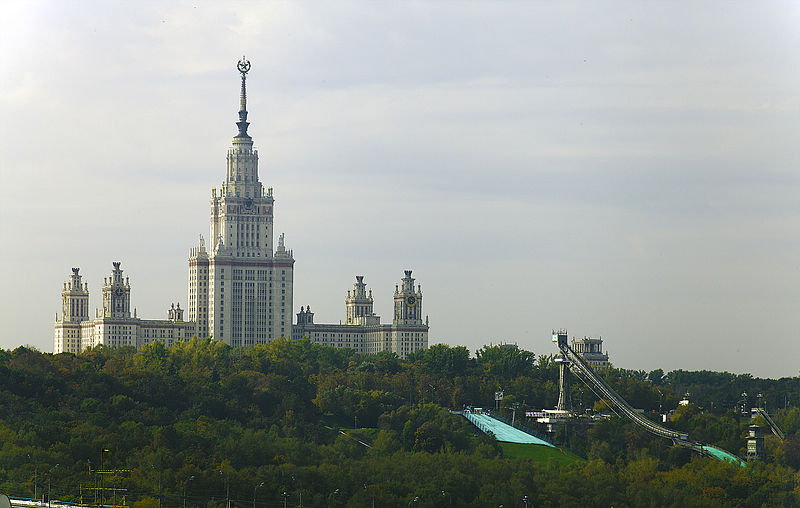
[235,56,252,139]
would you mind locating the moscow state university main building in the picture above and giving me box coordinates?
[56,59,428,358]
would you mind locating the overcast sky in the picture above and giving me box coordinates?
[1,2,799,378]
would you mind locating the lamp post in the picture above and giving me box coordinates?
[292,475,302,508]
[183,475,195,508]
[252,482,264,508]
[219,470,230,508]
[408,496,419,507]
[100,448,110,507]
[151,464,162,508]
[47,464,59,508]
[327,489,339,508]
[281,492,288,508]
[364,484,374,508]
[522,495,528,508]
[27,454,39,502]
[441,491,451,508]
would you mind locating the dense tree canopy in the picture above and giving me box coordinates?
[1,339,800,507]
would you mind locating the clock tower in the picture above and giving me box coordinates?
[102,261,131,318]
[393,270,423,326]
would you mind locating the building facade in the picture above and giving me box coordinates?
[54,263,192,354]
[55,58,428,356]
[571,336,610,369]
[187,57,294,346]
[293,271,429,358]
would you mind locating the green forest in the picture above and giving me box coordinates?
[2,338,800,507]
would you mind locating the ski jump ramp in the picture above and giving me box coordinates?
[464,411,554,447]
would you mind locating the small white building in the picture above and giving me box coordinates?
[571,336,610,369]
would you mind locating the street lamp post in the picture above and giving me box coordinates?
[408,496,419,507]
[150,465,162,508]
[327,489,339,508]
[441,491,452,508]
[27,454,39,503]
[183,475,195,508]
[281,492,288,508]
[219,470,230,508]
[100,448,110,507]
[47,464,59,508]
[523,495,529,508]
[364,484,374,508]
[252,482,264,508]
[292,475,302,508]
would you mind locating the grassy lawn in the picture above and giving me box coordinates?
[500,442,583,465]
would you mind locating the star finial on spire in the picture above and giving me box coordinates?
[235,56,251,139]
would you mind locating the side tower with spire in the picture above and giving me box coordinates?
[345,276,380,326]
[54,268,89,354]
[190,57,295,346]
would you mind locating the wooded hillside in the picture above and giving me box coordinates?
[1,339,799,507]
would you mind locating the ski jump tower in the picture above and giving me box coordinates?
[550,329,746,466]
[555,355,572,413]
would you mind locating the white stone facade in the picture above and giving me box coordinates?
[187,58,294,346]
[54,263,192,354]
[293,271,429,358]
[54,268,89,354]
[54,58,428,356]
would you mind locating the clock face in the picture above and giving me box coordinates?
[114,287,124,298]
[405,294,417,307]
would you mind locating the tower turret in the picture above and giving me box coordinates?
[54,267,90,354]
[60,267,89,323]
[393,270,423,325]
[102,262,131,318]
[210,57,275,260]
[346,275,378,325]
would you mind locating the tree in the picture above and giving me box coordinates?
[475,345,536,380]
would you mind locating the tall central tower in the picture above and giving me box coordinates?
[188,57,295,346]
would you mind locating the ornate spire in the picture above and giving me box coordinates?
[235,56,251,139]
